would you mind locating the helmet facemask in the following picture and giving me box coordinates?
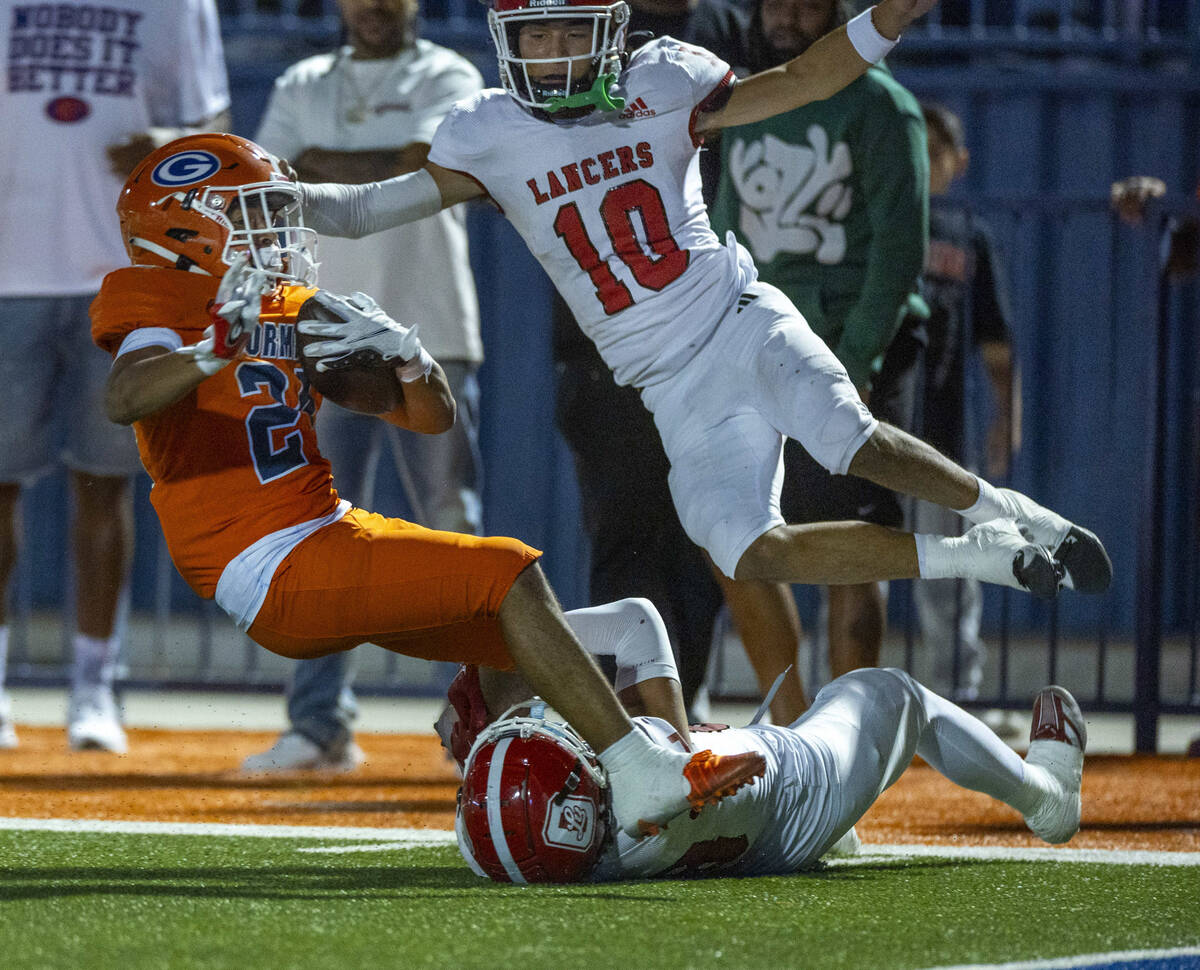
[195,181,319,287]
[487,3,630,115]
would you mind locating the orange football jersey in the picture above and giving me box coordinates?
[91,266,338,599]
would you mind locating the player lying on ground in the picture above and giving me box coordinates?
[299,0,1111,604]
[90,132,764,836]
[437,598,1087,883]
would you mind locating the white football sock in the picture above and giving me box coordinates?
[600,728,690,833]
[71,633,119,692]
[959,476,1008,524]
[960,477,1072,549]
[1015,761,1060,819]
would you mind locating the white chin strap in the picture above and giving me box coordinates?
[130,236,212,274]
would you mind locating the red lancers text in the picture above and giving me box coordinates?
[526,142,654,205]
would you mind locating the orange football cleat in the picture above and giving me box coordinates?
[682,748,767,811]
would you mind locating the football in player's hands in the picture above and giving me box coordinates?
[296,293,401,414]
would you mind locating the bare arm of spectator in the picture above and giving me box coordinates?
[981,341,1021,478]
[294,142,431,184]
[106,108,234,179]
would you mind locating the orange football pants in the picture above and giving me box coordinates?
[247,507,541,669]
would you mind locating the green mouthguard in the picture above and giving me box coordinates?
[545,73,626,113]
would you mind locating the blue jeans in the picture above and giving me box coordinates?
[0,295,143,480]
[284,362,483,747]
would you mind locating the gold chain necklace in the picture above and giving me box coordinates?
[338,51,403,125]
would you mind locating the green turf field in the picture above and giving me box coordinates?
[2,825,1198,970]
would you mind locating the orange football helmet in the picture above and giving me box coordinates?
[117,133,317,285]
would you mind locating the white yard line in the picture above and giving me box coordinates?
[927,946,1200,970]
[1,817,1196,868]
[837,843,1200,867]
[0,816,454,842]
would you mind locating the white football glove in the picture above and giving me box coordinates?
[208,252,271,358]
[176,254,271,376]
[175,324,232,376]
[299,289,424,374]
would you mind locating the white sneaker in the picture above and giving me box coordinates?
[0,691,17,749]
[1022,686,1087,844]
[959,521,1064,600]
[68,685,128,753]
[240,731,365,775]
[995,488,1113,594]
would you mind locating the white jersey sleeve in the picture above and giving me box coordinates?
[563,599,680,692]
[427,90,497,182]
[653,37,736,145]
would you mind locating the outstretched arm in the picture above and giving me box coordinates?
[299,162,485,239]
[696,0,939,135]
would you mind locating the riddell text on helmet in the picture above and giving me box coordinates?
[526,141,654,205]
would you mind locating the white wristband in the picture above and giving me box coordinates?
[846,6,898,64]
[396,347,435,383]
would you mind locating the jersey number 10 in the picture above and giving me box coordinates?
[553,178,690,315]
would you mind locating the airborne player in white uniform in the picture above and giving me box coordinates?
[299,0,1112,612]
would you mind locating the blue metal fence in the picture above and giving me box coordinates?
[6,2,1198,746]
[215,0,1200,60]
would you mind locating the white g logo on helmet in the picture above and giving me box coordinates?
[151,151,222,187]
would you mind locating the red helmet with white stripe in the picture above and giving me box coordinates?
[456,701,611,883]
[484,0,630,113]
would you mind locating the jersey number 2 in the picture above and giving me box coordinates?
[553,178,690,315]
[237,361,315,484]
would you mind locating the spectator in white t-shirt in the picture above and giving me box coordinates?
[0,0,230,752]
[243,0,487,774]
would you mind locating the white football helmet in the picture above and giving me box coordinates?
[485,0,631,114]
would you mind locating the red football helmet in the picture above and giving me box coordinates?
[485,0,630,113]
[117,132,317,285]
[457,701,612,883]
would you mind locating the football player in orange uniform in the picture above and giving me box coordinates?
[91,132,766,837]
